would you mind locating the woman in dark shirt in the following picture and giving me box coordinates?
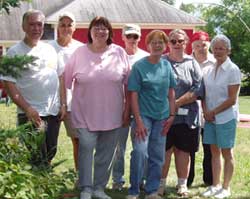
[158,29,202,197]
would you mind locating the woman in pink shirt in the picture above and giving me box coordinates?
[64,16,130,199]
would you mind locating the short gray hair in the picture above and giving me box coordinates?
[22,9,45,26]
[168,29,189,42]
[210,34,231,50]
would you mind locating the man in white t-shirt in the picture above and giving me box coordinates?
[2,10,66,166]
[112,24,149,190]
[188,31,215,187]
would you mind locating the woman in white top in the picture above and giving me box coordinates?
[202,35,241,199]
[50,12,83,171]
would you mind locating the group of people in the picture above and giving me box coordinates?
[0,9,241,199]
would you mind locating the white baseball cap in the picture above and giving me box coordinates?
[122,24,141,36]
[58,11,76,23]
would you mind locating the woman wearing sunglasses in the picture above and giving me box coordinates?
[158,29,202,197]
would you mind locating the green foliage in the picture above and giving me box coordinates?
[0,55,37,78]
[0,124,75,199]
[161,0,175,6]
[180,0,250,91]
[0,0,31,14]
[179,3,196,14]
[200,0,250,88]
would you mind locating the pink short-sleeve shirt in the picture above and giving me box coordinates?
[64,44,130,131]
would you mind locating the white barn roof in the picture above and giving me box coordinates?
[0,0,205,43]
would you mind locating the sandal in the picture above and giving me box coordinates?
[177,184,189,197]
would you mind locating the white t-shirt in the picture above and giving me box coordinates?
[193,53,215,127]
[128,48,149,67]
[203,57,242,124]
[2,41,60,116]
[49,39,83,111]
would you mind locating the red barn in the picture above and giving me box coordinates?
[0,0,205,54]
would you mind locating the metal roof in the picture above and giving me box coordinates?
[46,0,205,27]
[0,0,205,42]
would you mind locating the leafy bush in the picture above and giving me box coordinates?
[0,55,38,78]
[0,124,75,199]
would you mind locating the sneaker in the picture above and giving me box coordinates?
[145,193,162,199]
[140,182,145,192]
[80,191,92,199]
[177,184,189,197]
[93,189,111,199]
[214,188,231,199]
[157,178,166,196]
[112,182,123,191]
[202,185,222,197]
[126,195,139,199]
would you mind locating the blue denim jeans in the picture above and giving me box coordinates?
[112,126,129,184]
[128,116,166,195]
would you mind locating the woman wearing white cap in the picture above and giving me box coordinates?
[112,23,149,191]
[50,12,83,172]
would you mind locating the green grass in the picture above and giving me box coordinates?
[0,96,250,199]
[239,96,250,114]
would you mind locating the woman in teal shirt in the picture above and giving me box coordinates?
[126,30,176,199]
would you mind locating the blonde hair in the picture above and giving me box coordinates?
[145,30,168,45]
[168,29,189,42]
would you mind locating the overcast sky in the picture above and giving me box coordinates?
[175,0,221,8]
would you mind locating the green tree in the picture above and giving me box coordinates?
[200,0,250,88]
[179,3,196,14]
[0,0,31,14]
[161,0,175,6]
[179,0,250,92]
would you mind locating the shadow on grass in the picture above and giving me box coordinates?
[59,185,250,199]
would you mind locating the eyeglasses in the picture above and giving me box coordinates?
[92,26,109,32]
[126,34,139,40]
[150,40,165,46]
[170,39,185,45]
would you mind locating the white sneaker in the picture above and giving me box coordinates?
[214,188,231,199]
[80,191,92,199]
[145,193,162,199]
[157,178,166,196]
[126,195,139,199]
[202,185,222,197]
[93,189,111,199]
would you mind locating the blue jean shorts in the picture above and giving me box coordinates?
[203,119,237,148]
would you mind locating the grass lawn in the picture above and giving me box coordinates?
[0,96,250,199]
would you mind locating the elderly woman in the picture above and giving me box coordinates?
[158,29,202,197]
[50,12,83,171]
[64,16,130,199]
[202,35,241,199]
[126,30,176,199]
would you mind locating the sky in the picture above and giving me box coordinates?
[175,0,221,8]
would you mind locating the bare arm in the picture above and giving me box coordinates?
[162,88,176,135]
[176,91,197,110]
[131,91,147,140]
[122,85,130,127]
[3,80,42,127]
[59,74,67,120]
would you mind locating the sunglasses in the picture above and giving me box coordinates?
[170,39,185,45]
[126,34,139,40]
